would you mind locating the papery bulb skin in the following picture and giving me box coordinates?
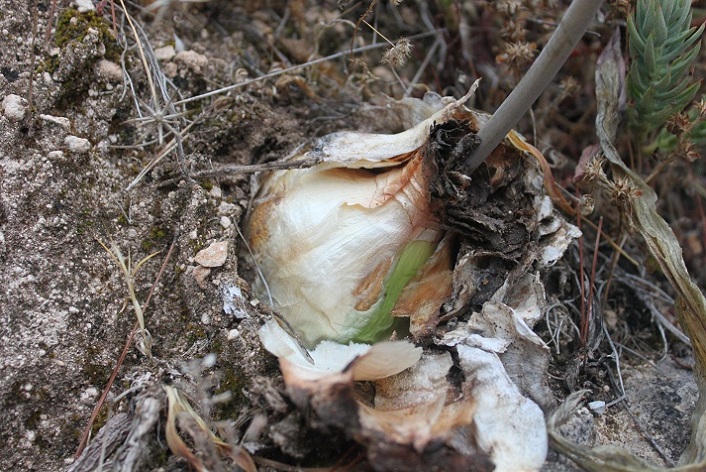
[245,150,443,348]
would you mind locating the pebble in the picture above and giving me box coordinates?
[96,59,123,82]
[227,329,240,340]
[64,135,91,153]
[220,216,232,228]
[74,0,95,12]
[2,94,26,121]
[218,201,238,215]
[192,265,211,288]
[154,45,176,61]
[39,114,70,129]
[588,400,606,415]
[175,50,209,74]
[194,241,229,267]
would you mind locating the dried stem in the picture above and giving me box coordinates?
[465,0,605,172]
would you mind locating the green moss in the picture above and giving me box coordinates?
[36,56,61,75]
[55,7,121,62]
[90,405,110,437]
[214,368,247,417]
[141,226,169,251]
[184,322,207,344]
[82,362,112,386]
[199,179,214,191]
[76,208,98,236]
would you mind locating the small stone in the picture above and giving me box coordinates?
[194,241,229,267]
[192,265,211,288]
[588,400,606,415]
[154,45,176,61]
[218,201,238,215]
[96,59,123,82]
[175,50,209,74]
[74,0,95,12]
[220,216,232,229]
[39,114,71,129]
[80,387,99,403]
[2,94,26,121]
[47,150,65,161]
[65,136,91,153]
[227,329,240,340]
[210,186,222,198]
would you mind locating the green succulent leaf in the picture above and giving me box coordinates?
[627,0,703,138]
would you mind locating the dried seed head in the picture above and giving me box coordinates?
[578,194,595,216]
[610,175,641,203]
[609,0,630,17]
[496,0,522,15]
[583,157,606,183]
[382,37,413,67]
[501,19,527,42]
[666,112,691,136]
[676,140,701,162]
[558,77,580,102]
[496,42,537,69]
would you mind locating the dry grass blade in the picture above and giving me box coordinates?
[165,386,257,472]
[97,239,160,357]
[75,239,176,458]
[110,0,189,185]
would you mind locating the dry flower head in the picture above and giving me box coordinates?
[382,37,413,67]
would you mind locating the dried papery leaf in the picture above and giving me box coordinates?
[458,344,547,471]
[279,349,494,471]
[441,275,552,471]
[598,26,706,468]
[165,386,208,472]
[362,353,494,471]
[549,27,706,471]
[258,319,422,382]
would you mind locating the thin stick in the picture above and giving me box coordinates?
[119,0,158,111]
[577,203,587,347]
[465,0,605,172]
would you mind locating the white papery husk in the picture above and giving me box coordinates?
[245,92,478,349]
[244,88,581,471]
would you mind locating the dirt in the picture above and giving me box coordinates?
[0,1,700,471]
